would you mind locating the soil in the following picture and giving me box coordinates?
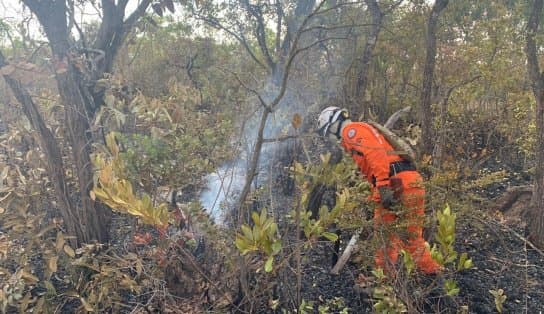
[294,194,544,314]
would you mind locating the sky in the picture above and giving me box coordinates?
[0,0,143,44]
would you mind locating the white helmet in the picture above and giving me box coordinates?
[317,106,349,137]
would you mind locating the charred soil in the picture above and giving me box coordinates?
[294,196,544,314]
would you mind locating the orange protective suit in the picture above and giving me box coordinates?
[340,122,440,274]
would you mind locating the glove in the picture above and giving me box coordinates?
[378,186,395,209]
[379,178,404,209]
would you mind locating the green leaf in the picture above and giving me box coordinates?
[260,208,267,224]
[271,241,282,254]
[265,256,273,272]
[241,225,253,241]
[444,279,460,296]
[251,211,260,225]
[322,231,339,242]
[458,252,469,271]
[235,236,249,254]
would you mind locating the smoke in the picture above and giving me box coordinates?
[199,76,315,222]
[199,39,345,222]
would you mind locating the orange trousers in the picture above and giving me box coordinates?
[372,171,441,274]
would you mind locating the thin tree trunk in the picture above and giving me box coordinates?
[57,68,110,243]
[525,0,544,248]
[420,0,448,157]
[433,76,480,169]
[355,0,383,101]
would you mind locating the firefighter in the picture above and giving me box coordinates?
[317,106,441,274]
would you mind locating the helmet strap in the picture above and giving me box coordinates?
[332,113,348,139]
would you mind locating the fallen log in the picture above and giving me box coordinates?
[330,227,363,275]
[493,185,533,212]
[384,106,412,129]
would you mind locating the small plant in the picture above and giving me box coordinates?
[489,288,507,313]
[369,268,407,313]
[444,279,460,296]
[290,153,370,241]
[430,204,472,297]
[317,297,349,314]
[234,208,282,272]
[92,132,170,228]
[372,284,408,313]
[400,249,415,276]
[297,299,315,314]
[430,203,473,272]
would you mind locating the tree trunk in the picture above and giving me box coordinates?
[8,0,151,245]
[27,0,109,244]
[355,0,383,102]
[5,0,151,245]
[0,52,81,246]
[420,0,448,157]
[525,0,544,248]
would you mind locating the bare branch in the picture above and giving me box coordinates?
[262,135,299,143]
[124,0,152,30]
[188,10,266,69]
[243,1,275,69]
[383,0,404,14]
[219,68,269,110]
[331,228,363,275]
[301,23,374,34]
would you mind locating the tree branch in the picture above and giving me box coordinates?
[124,0,152,31]
[189,10,266,69]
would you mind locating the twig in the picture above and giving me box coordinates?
[473,215,544,257]
[262,135,298,143]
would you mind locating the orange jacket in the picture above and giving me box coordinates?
[340,122,403,188]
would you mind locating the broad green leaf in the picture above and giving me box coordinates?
[271,241,281,254]
[463,259,473,269]
[264,256,273,273]
[241,225,253,241]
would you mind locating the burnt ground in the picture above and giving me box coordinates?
[38,187,544,314]
[294,194,544,314]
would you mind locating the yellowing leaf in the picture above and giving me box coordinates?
[64,244,75,258]
[136,259,143,276]
[21,270,39,284]
[291,113,302,129]
[56,232,65,253]
[80,297,94,312]
[48,256,58,273]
